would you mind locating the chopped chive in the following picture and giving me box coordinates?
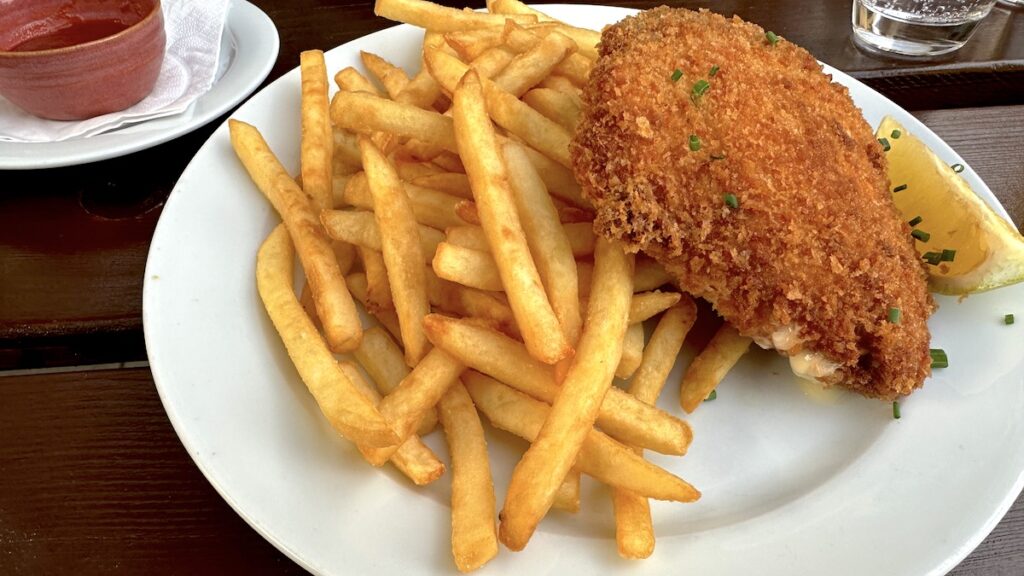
[710,153,727,160]
[709,64,720,77]
[878,137,891,152]
[723,193,739,209]
[887,307,901,324]
[911,229,930,242]
[930,348,948,369]
[689,134,701,151]
[691,79,711,101]
[922,251,942,265]
[952,163,965,173]
[892,401,901,419]
[940,249,956,262]
[891,129,901,139]
[705,389,718,401]
[766,31,779,45]
[893,183,907,193]
[908,215,923,227]
[1006,313,1015,325]
[670,68,683,82]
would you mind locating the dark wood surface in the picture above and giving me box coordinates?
[1,0,1023,574]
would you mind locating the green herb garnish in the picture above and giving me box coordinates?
[1006,313,1015,325]
[689,134,701,151]
[922,251,942,265]
[705,389,718,401]
[878,137,891,152]
[888,307,901,324]
[723,193,739,209]
[692,79,711,101]
[766,31,779,45]
[911,229,930,242]
[892,401,901,419]
[908,216,923,227]
[891,129,901,139]
[930,348,948,369]
[940,249,956,262]
[893,184,907,193]
[670,68,683,82]
[709,64,720,77]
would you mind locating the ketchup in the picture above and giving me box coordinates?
[9,19,132,52]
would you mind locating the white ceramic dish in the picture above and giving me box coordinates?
[143,5,1024,575]
[0,0,278,170]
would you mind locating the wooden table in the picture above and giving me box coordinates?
[1,1,1022,573]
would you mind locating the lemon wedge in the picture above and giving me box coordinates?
[876,116,1024,295]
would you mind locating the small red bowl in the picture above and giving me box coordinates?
[0,0,165,121]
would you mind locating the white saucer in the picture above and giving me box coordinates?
[0,0,279,171]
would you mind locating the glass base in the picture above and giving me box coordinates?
[851,0,985,57]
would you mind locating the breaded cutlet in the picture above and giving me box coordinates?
[571,7,934,400]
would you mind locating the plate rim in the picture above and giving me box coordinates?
[142,5,1024,575]
[0,0,280,170]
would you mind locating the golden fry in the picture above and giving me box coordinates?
[522,87,581,132]
[338,361,445,486]
[423,313,692,454]
[300,50,333,212]
[680,322,752,413]
[464,371,699,501]
[344,172,467,230]
[615,322,645,380]
[513,141,589,208]
[437,382,499,572]
[612,299,698,559]
[256,225,396,446]
[499,237,634,550]
[364,347,466,466]
[331,91,458,153]
[454,71,572,364]
[358,246,394,312]
[426,272,520,337]
[552,471,581,513]
[360,138,432,365]
[353,326,438,436]
[410,173,474,200]
[321,209,443,261]
[231,120,362,352]
[503,140,582,353]
[334,66,384,96]
[432,242,504,292]
[374,0,537,32]
[491,31,576,97]
[628,291,682,324]
[360,51,411,98]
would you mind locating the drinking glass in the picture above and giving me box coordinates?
[851,0,997,57]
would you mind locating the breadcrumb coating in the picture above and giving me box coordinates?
[571,7,934,399]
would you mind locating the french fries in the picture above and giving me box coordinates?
[360,138,432,365]
[499,237,635,550]
[256,225,397,447]
[453,70,571,364]
[679,323,753,413]
[437,382,499,572]
[231,120,363,352]
[613,300,698,559]
[464,371,699,501]
[422,313,693,455]
[374,0,538,32]
[338,361,445,485]
[236,0,773,566]
[321,209,443,260]
[365,347,466,465]
[300,50,334,212]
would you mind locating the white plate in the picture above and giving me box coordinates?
[0,0,278,170]
[143,5,1024,575]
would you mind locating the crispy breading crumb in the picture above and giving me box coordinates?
[571,7,934,400]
